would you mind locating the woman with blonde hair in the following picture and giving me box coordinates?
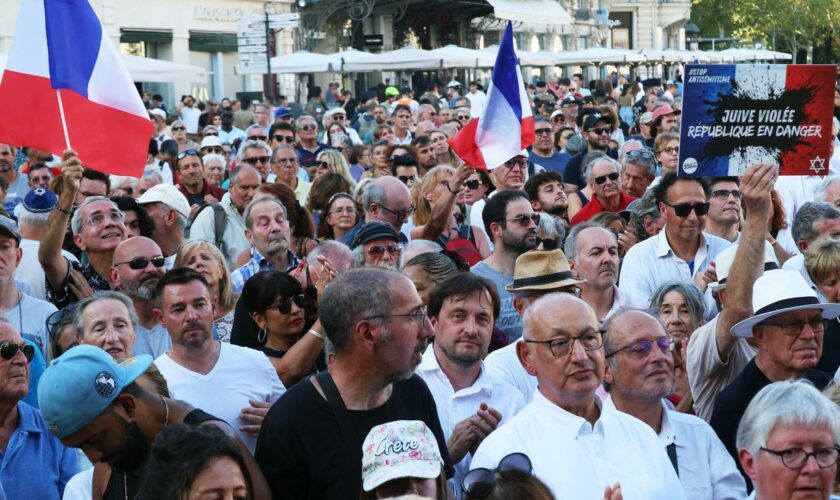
[805,236,840,303]
[170,119,197,152]
[174,240,238,342]
[314,149,356,187]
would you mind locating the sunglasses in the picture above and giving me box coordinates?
[203,132,219,137]
[275,294,306,314]
[249,135,268,142]
[503,158,528,170]
[462,453,532,498]
[534,128,553,135]
[463,179,484,190]
[0,341,34,362]
[46,303,79,336]
[457,115,470,120]
[538,237,558,250]
[299,124,317,131]
[397,175,416,186]
[367,244,401,256]
[172,127,186,132]
[594,172,620,185]
[242,156,270,165]
[114,256,166,270]
[274,135,296,143]
[589,127,611,136]
[316,161,330,169]
[177,149,200,160]
[663,201,710,217]
[502,213,540,226]
[711,189,742,200]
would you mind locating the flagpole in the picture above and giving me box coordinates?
[55,89,72,149]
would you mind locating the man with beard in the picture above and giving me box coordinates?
[570,157,637,224]
[41,151,126,309]
[471,190,539,341]
[417,273,525,497]
[562,111,618,192]
[566,223,644,322]
[108,237,170,357]
[255,267,451,498]
[38,345,271,500]
[528,117,571,174]
[0,320,76,499]
[469,151,531,247]
[524,170,569,222]
[175,151,224,219]
[704,177,741,243]
[230,197,298,293]
[137,184,190,270]
[0,144,30,212]
[411,135,437,176]
[602,309,746,498]
[153,268,284,453]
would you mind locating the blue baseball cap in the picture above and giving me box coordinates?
[274,106,292,119]
[38,345,152,438]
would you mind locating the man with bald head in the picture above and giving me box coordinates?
[109,237,170,357]
[471,294,684,499]
[602,309,746,498]
[339,175,413,245]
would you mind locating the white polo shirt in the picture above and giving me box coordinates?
[471,391,685,500]
[416,347,525,497]
[484,341,537,403]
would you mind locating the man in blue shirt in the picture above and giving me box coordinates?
[0,320,76,499]
[528,117,571,175]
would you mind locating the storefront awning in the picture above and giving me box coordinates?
[486,0,572,26]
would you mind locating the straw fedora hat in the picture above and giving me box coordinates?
[506,249,586,292]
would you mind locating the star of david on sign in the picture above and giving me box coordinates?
[810,156,826,174]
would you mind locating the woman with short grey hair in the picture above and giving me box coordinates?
[737,379,840,500]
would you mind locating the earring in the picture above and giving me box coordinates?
[257,328,267,344]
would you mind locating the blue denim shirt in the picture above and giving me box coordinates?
[0,402,77,500]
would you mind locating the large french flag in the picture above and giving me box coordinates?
[0,0,152,176]
[448,22,534,170]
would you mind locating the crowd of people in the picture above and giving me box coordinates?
[0,71,838,500]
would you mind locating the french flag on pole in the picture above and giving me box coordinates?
[0,0,152,176]
[448,22,534,170]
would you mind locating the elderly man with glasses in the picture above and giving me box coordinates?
[570,157,637,224]
[603,308,746,499]
[237,138,272,183]
[471,294,684,499]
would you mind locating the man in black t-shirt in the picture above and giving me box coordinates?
[563,111,618,191]
[255,267,453,499]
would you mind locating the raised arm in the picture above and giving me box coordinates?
[411,163,473,241]
[39,150,82,292]
[715,163,777,359]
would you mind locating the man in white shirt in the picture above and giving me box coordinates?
[465,81,487,119]
[417,273,525,495]
[137,184,190,270]
[471,294,684,499]
[620,173,731,307]
[565,223,643,321]
[178,95,201,134]
[603,309,747,499]
[153,268,285,453]
[783,201,840,293]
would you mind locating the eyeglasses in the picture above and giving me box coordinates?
[501,213,540,227]
[242,156,270,165]
[203,132,219,137]
[202,146,224,155]
[606,336,675,358]
[0,341,34,362]
[523,330,604,357]
[274,157,298,165]
[760,317,826,336]
[249,135,268,142]
[367,305,428,327]
[177,149,200,160]
[376,204,415,220]
[589,127,611,136]
[503,158,528,170]
[367,244,401,257]
[594,172,620,185]
[662,201,710,217]
[274,294,306,314]
[625,149,654,161]
[463,180,484,190]
[113,256,165,270]
[81,210,125,229]
[274,135,296,143]
[462,453,532,498]
[760,446,840,469]
[172,127,186,132]
[535,128,553,135]
[660,146,680,155]
[711,189,742,200]
[299,124,317,131]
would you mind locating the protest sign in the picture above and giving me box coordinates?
[678,64,835,177]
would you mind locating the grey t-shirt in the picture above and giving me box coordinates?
[134,323,172,358]
[470,261,521,341]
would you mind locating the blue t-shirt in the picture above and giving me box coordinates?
[528,150,571,175]
[470,261,521,341]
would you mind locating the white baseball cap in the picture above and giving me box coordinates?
[200,135,222,149]
[137,183,191,218]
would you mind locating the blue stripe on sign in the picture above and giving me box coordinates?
[491,23,523,121]
[44,0,102,97]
